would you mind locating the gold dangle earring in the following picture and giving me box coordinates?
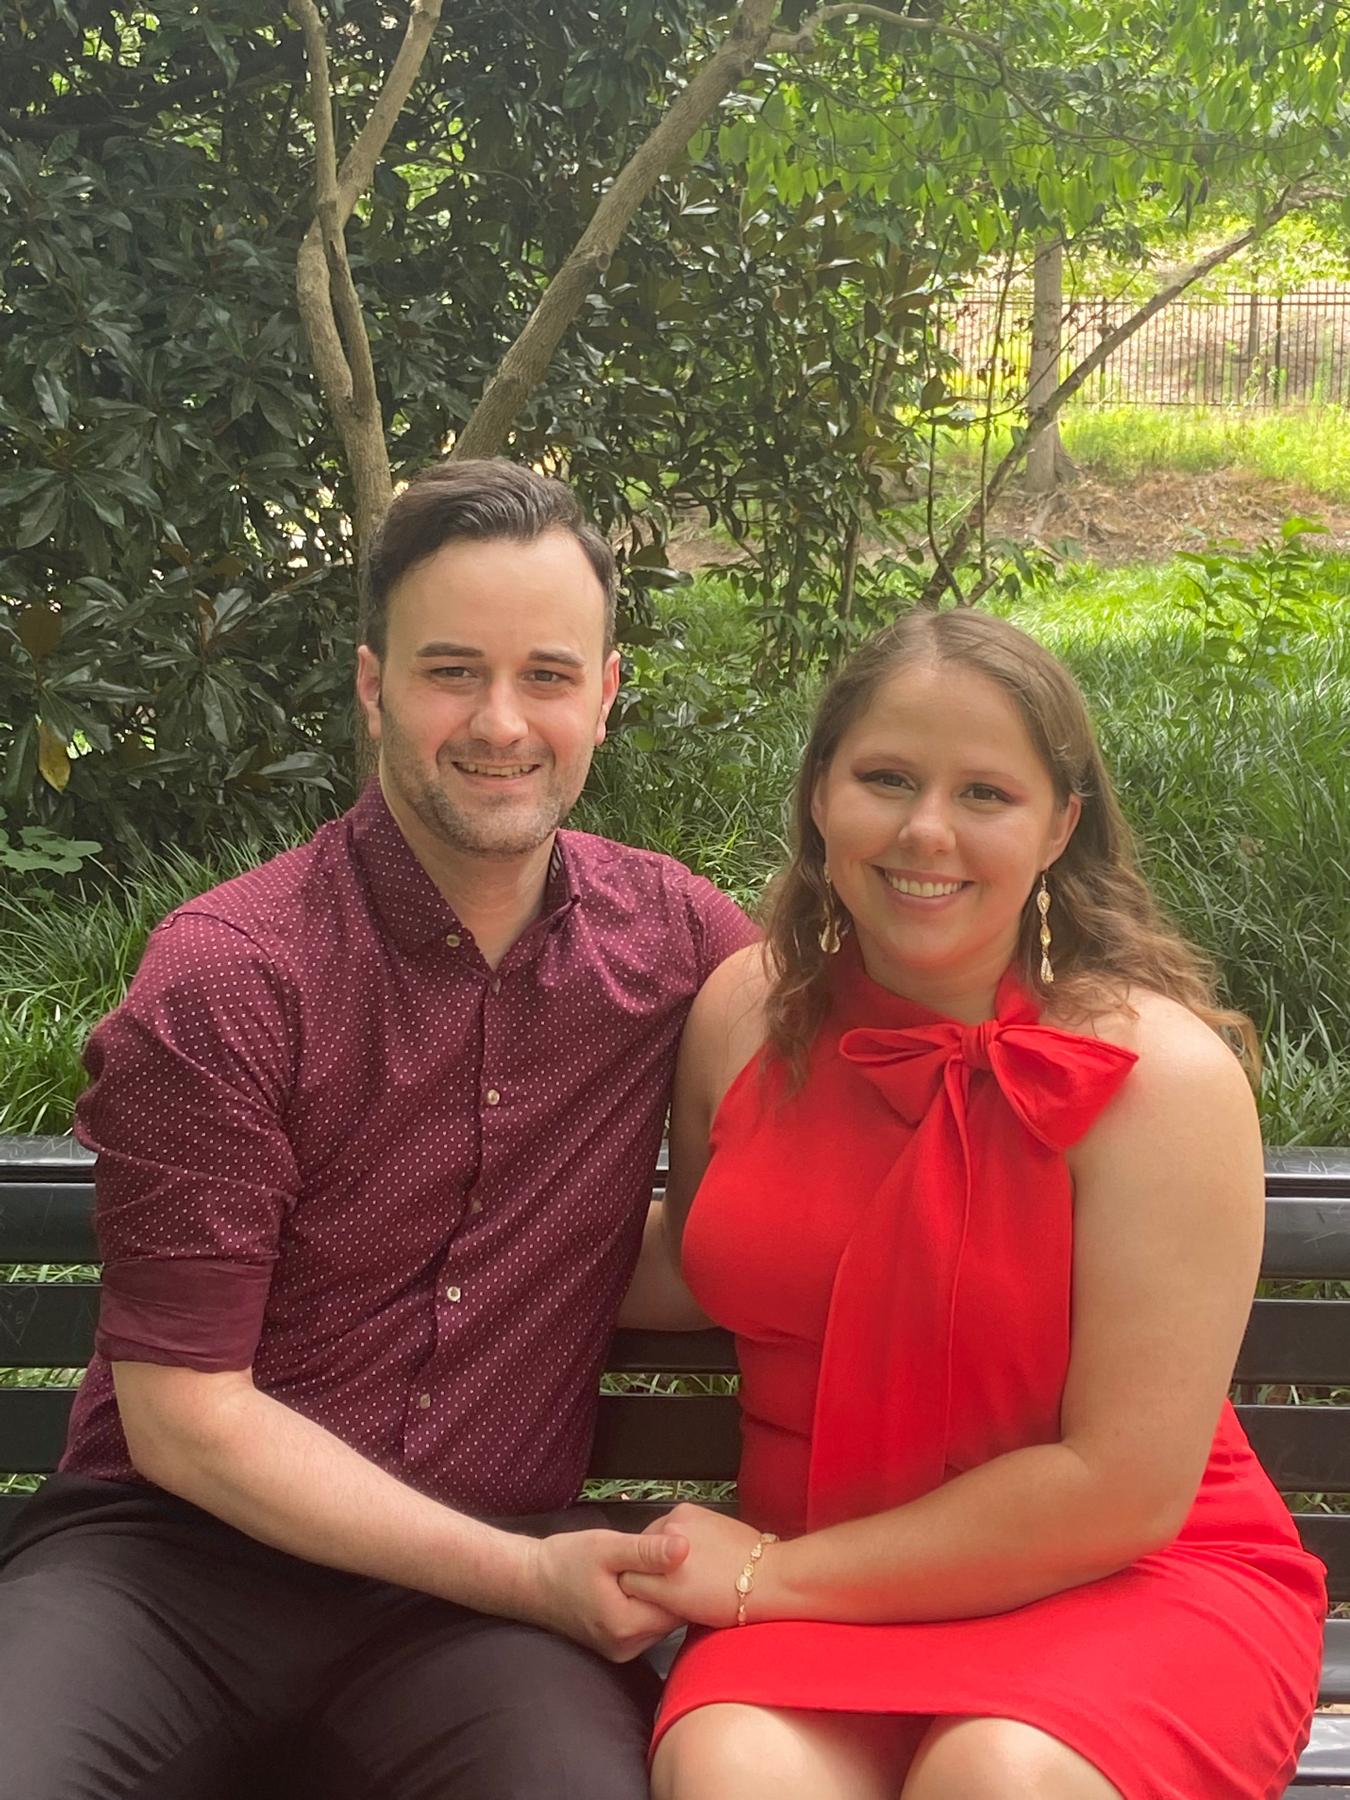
[819,863,842,955]
[1036,870,1054,985]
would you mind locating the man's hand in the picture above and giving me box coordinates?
[618,1503,766,1628]
[526,1527,693,1662]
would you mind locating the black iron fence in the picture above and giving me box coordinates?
[939,284,1350,407]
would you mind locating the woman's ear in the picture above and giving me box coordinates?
[1046,792,1082,866]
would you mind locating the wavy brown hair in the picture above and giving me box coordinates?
[763,609,1256,1082]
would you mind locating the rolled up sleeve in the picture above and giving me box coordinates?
[682,870,761,981]
[75,910,300,1372]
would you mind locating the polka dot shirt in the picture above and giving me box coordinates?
[64,782,758,1515]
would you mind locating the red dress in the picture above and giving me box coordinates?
[654,951,1327,1799]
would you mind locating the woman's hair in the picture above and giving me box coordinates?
[763,607,1256,1080]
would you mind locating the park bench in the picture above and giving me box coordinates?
[1,1134,1348,1791]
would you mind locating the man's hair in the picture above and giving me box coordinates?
[361,459,618,657]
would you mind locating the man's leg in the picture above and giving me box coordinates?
[297,1593,660,1800]
[0,1478,366,1800]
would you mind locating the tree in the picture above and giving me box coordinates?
[1025,238,1069,497]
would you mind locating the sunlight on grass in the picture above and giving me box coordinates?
[939,404,1350,505]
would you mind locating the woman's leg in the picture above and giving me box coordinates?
[902,1716,1125,1799]
[652,1703,926,1800]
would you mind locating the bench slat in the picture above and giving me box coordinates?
[2,1294,1345,1388]
[0,1284,99,1367]
[1262,1197,1350,1278]
[0,1185,98,1263]
[3,1181,1349,1280]
[1235,1301,1350,1385]
[590,1391,742,1481]
[607,1328,736,1374]
[1237,1405,1350,1495]
[6,1386,1347,1498]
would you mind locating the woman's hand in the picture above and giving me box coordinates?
[618,1503,770,1627]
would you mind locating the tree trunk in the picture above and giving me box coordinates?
[1025,237,1064,496]
[918,192,1313,606]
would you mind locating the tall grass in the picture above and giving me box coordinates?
[0,840,292,1135]
[1002,562,1350,1142]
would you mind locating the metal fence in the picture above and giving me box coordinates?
[939,283,1350,407]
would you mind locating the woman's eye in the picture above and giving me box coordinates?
[967,784,1009,803]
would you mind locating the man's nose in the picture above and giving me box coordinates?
[470,680,528,746]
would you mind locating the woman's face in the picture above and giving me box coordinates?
[810,659,1080,1010]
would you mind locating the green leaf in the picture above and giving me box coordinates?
[32,369,71,429]
[16,484,66,549]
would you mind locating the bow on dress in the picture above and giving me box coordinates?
[804,973,1137,1532]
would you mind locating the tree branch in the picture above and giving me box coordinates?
[334,0,444,227]
[770,4,1005,65]
[451,0,782,462]
[289,0,444,553]
[918,188,1329,605]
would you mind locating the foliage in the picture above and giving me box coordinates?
[5,1,1350,865]
[1175,519,1337,695]
[999,557,1350,1059]
[4,562,1347,1144]
[0,808,100,874]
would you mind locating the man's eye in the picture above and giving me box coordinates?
[430,667,472,679]
[526,669,565,683]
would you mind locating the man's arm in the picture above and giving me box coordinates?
[114,1360,685,1662]
[82,911,684,1661]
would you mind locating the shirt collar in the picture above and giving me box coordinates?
[346,780,580,955]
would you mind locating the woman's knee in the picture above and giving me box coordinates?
[902,1715,1123,1799]
[653,1702,914,1800]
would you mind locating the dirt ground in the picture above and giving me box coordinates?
[666,466,1350,572]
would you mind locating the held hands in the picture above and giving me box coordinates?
[526,1527,693,1663]
[618,1502,770,1628]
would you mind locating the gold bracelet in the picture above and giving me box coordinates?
[734,1531,779,1626]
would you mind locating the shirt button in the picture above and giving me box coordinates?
[469,1197,483,1214]
[490,977,502,994]
[446,1285,462,1302]
[445,932,461,947]
[417,1392,431,1408]
[485,1088,501,1106]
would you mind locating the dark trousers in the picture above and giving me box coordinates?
[0,1477,658,1800]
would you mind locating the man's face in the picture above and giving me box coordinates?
[355,531,620,861]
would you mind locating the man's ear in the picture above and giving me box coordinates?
[594,649,622,746]
[355,645,384,745]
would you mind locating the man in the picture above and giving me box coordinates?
[0,461,757,1799]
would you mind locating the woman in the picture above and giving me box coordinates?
[621,610,1326,1799]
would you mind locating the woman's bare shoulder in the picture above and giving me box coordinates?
[687,943,770,1065]
[1055,985,1256,1164]
[1050,984,1238,1070]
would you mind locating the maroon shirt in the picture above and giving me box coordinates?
[66,782,756,1515]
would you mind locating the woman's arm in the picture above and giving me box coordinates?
[616,945,770,1330]
[626,997,1266,1625]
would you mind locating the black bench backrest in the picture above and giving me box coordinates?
[2,1142,1349,1603]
